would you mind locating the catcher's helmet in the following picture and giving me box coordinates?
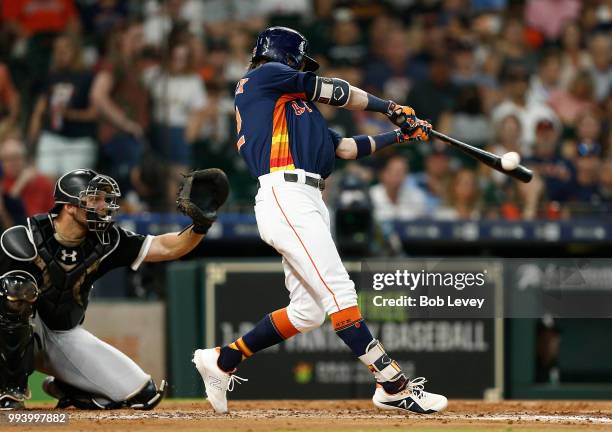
[53,169,98,209]
[52,169,121,244]
[252,26,319,72]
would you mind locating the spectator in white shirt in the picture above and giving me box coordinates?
[586,33,611,102]
[492,64,558,156]
[369,155,427,223]
[527,50,562,106]
[144,35,207,205]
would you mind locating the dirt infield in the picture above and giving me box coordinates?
[9,400,612,431]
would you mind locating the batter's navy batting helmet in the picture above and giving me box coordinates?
[252,26,319,72]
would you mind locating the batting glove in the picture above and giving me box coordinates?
[386,102,417,129]
[400,119,432,142]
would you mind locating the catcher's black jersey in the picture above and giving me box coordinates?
[0,214,152,330]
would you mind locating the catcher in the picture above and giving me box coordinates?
[0,168,228,410]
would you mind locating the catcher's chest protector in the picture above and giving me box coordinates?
[28,215,117,330]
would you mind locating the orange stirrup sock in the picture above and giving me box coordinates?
[217,308,299,372]
[330,306,371,355]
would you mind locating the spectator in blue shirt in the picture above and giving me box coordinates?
[525,118,575,203]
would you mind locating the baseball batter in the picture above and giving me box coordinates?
[0,168,228,410]
[193,27,448,414]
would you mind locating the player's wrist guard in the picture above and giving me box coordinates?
[365,94,393,114]
[373,130,402,151]
[353,130,403,158]
[354,135,373,158]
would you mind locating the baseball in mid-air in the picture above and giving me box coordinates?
[501,151,521,170]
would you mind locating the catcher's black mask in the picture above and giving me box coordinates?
[78,174,121,243]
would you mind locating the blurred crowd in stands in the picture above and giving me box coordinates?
[0,0,610,232]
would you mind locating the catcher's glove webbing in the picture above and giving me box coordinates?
[176,168,230,234]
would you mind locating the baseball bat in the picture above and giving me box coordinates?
[431,130,533,183]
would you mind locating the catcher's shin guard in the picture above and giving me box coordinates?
[0,272,39,410]
[43,377,167,410]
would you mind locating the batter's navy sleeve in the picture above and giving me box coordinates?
[258,62,316,96]
[329,128,343,150]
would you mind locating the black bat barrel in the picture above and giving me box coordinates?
[431,131,533,183]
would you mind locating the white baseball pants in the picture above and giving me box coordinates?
[33,314,151,402]
[255,170,358,333]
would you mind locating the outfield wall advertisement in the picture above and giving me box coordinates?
[205,261,501,399]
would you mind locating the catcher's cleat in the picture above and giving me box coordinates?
[0,388,29,410]
[42,376,81,409]
[372,377,447,414]
[192,348,248,414]
[0,397,25,410]
[43,376,167,410]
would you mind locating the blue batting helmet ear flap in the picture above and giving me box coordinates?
[252,26,319,72]
[302,53,319,72]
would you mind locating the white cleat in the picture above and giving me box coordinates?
[192,348,247,414]
[372,377,448,414]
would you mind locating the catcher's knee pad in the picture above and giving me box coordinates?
[47,378,167,410]
[287,303,326,333]
[0,271,39,401]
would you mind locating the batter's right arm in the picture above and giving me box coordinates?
[334,119,432,160]
[340,85,372,111]
[306,75,420,131]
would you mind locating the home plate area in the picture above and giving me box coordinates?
[17,400,612,431]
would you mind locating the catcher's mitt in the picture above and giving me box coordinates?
[176,168,230,234]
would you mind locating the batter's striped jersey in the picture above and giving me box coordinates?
[234,62,341,178]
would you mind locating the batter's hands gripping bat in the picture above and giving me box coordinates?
[430,130,533,183]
